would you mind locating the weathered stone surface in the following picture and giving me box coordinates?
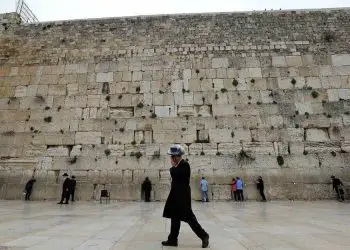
[0,9,350,200]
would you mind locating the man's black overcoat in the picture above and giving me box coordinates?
[163,159,194,221]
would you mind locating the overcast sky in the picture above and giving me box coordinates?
[0,0,349,22]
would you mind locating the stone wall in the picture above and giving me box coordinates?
[0,9,349,201]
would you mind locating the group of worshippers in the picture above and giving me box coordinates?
[23,173,76,203]
[57,173,77,204]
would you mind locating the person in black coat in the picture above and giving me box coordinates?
[142,177,152,202]
[256,176,267,202]
[162,144,209,248]
[69,175,77,202]
[24,177,36,201]
[58,173,70,204]
[331,175,344,201]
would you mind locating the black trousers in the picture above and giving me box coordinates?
[335,187,345,201]
[25,189,32,200]
[60,190,69,203]
[231,191,237,201]
[168,215,208,242]
[70,189,75,201]
[237,190,244,201]
[259,189,266,201]
[145,190,151,202]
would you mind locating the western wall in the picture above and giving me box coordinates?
[0,8,349,201]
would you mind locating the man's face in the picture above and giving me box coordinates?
[170,155,178,166]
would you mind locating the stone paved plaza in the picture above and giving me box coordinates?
[0,201,349,249]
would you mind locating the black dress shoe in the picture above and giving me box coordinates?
[202,235,209,248]
[162,240,178,247]
[57,202,63,204]
[64,202,69,204]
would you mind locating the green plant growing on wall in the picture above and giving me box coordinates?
[137,102,144,108]
[237,149,255,164]
[250,79,255,83]
[136,86,140,93]
[232,79,239,87]
[105,95,110,101]
[57,106,61,111]
[195,69,200,74]
[324,31,335,42]
[215,93,219,100]
[220,88,228,93]
[131,140,136,145]
[331,151,336,157]
[159,90,164,94]
[303,150,308,155]
[118,94,123,99]
[60,129,64,134]
[277,155,284,166]
[45,106,50,110]
[119,128,125,132]
[200,151,205,155]
[140,140,145,144]
[44,116,52,123]
[311,91,319,99]
[151,113,157,118]
[135,152,142,159]
[104,149,111,157]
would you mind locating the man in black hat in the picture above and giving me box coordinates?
[69,175,77,202]
[58,173,70,204]
[162,144,209,248]
[24,177,36,201]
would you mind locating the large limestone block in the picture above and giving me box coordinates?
[305,142,341,153]
[188,143,203,155]
[280,128,304,142]
[112,131,134,144]
[243,142,275,155]
[212,58,229,68]
[332,54,350,66]
[212,105,236,116]
[110,107,134,118]
[46,146,69,157]
[272,56,287,67]
[217,143,242,155]
[306,128,329,142]
[286,56,303,67]
[251,129,280,142]
[75,132,101,144]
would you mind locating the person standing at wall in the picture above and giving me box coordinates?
[236,177,244,201]
[24,177,36,201]
[256,176,267,202]
[69,175,76,202]
[162,144,209,248]
[200,177,209,202]
[58,173,70,204]
[142,177,152,202]
[331,175,345,201]
[231,177,237,201]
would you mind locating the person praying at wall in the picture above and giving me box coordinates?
[24,177,36,201]
[58,173,70,204]
[236,177,244,201]
[69,175,76,202]
[256,176,267,202]
[162,144,210,248]
[142,177,152,202]
[231,177,237,201]
[331,175,345,202]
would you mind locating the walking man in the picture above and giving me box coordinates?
[142,177,152,202]
[236,177,244,201]
[24,177,36,201]
[58,173,70,204]
[162,144,210,248]
[200,177,209,202]
[256,176,267,201]
[69,175,76,202]
[331,175,345,201]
